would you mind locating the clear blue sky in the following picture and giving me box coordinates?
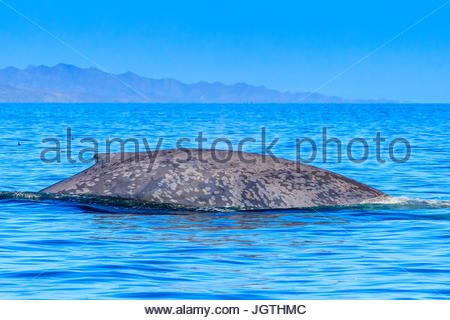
[1,0,449,102]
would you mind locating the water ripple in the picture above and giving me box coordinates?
[0,103,449,299]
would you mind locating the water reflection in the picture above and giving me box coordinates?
[1,104,450,299]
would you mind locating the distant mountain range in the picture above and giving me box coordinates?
[0,63,393,103]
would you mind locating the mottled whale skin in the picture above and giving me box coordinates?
[41,149,387,209]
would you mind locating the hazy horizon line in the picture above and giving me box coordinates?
[0,62,421,103]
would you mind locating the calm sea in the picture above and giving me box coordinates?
[0,103,449,299]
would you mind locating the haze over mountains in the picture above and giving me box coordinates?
[0,63,389,103]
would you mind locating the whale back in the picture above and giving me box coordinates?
[41,149,386,209]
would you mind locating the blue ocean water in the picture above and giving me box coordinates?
[0,103,449,299]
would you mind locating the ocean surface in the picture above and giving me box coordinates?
[0,103,449,299]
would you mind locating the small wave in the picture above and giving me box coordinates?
[1,191,450,212]
[359,195,450,210]
[0,191,45,201]
[0,191,185,211]
[0,191,228,213]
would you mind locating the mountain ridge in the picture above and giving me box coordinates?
[0,63,393,103]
